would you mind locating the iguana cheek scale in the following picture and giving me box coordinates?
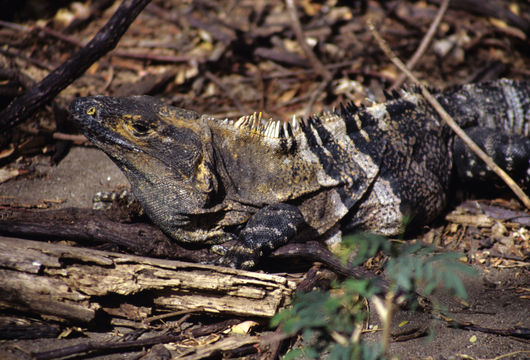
[70,79,530,268]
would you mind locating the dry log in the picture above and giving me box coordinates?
[0,207,382,281]
[0,236,296,325]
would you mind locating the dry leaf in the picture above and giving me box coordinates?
[229,320,259,335]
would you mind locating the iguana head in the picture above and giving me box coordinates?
[70,95,219,229]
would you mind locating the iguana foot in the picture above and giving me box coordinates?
[92,188,137,210]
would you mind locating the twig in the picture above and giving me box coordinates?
[52,132,88,142]
[32,318,240,360]
[19,126,88,143]
[0,0,152,133]
[36,25,85,47]
[205,71,249,114]
[391,326,430,341]
[489,350,530,360]
[371,292,395,355]
[32,333,182,360]
[112,50,190,63]
[0,48,55,71]
[439,314,530,339]
[143,309,200,325]
[367,19,530,209]
[2,20,190,65]
[284,0,331,81]
[391,0,450,90]
[0,68,36,89]
[285,0,332,116]
[271,241,391,292]
[0,19,31,32]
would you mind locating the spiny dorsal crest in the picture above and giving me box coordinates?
[212,91,423,141]
[222,105,368,140]
[217,111,303,139]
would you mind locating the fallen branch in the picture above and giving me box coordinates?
[32,319,240,360]
[367,19,530,209]
[0,207,392,280]
[439,314,530,340]
[0,207,213,261]
[0,236,296,324]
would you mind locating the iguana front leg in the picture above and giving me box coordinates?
[214,203,305,269]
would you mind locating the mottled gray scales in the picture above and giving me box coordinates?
[453,127,530,185]
[70,79,530,268]
[440,79,530,135]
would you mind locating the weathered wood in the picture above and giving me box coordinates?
[28,319,241,360]
[0,236,296,324]
[0,316,61,340]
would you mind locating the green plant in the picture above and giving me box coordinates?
[271,233,476,359]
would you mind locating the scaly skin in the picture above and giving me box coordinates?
[70,79,530,268]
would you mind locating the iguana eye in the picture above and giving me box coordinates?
[86,107,96,116]
[129,122,150,136]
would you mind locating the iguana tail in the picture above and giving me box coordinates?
[438,78,530,136]
[438,79,530,186]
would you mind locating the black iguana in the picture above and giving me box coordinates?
[69,79,530,268]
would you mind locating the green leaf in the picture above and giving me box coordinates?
[273,234,473,360]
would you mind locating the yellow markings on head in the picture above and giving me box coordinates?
[87,107,96,115]
[113,125,149,147]
[108,114,154,147]
[113,114,152,138]
[121,114,142,120]
[159,109,205,136]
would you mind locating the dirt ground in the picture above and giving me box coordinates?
[0,0,529,359]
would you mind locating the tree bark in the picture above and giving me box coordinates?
[0,206,216,262]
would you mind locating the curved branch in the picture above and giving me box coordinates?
[0,0,152,132]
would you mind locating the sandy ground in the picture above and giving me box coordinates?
[0,147,127,209]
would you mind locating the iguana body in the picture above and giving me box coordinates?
[70,79,530,268]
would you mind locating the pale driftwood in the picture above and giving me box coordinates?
[0,236,296,324]
[445,213,495,228]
